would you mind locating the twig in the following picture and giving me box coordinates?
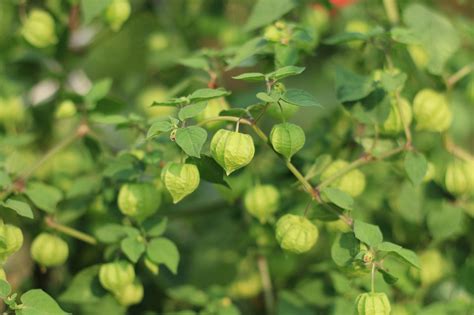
[257,255,275,315]
[443,134,474,162]
[371,262,377,293]
[45,216,97,245]
[445,63,474,89]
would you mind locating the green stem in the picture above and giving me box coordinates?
[196,116,252,127]
[45,217,97,245]
[257,255,275,315]
[383,0,399,24]
[371,262,376,293]
[446,63,474,89]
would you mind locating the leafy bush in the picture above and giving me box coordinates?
[0,0,473,314]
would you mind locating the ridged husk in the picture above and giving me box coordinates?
[413,89,452,132]
[210,129,255,175]
[118,183,161,219]
[270,122,305,160]
[275,214,318,254]
[320,160,366,197]
[161,162,200,203]
[30,233,69,267]
[355,292,391,315]
[99,260,135,293]
[244,185,280,223]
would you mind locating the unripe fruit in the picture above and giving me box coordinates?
[0,97,26,125]
[355,292,391,315]
[244,185,280,223]
[413,89,452,132]
[0,223,23,259]
[445,159,474,197]
[21,9,57,48]
[105,0,131,32]
[30,233,69,267]
[118,183,161,219]
[99,260,135,293]
[210,129,255,175]
[270,123,305,160]
[196,98,230,128]
[320,160,366,197]
[263,25,281,42]
[228,272,262,299]
[55,100,77,119]
[275,214,318,254]
[161,163,200,203]
[408,45,429,69]
[113,280,144,306]
[423,162,436,182]
[303,4,330,34]
[382,98,413,134]
[419,249,446,287]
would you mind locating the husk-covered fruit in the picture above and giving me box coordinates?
[0,223,23,260]
[99,260,135,293]
[244,185,280,223]
[413,89,452,132]
[355,292,391,315]
[118,183,161,219]
[275,214,318,254]
[320,160,366,197]
[21,9,57,48]
[113,280,144,306]
[161,162,200,203]
[105,0,131,32]
[382,97,412,134]
[30,233,69,267]
[445,159,474,196]
[210,129,255,175]
[270,123,306,160]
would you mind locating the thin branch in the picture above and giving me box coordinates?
[443,134,474,162]
[446,63,474,89]
[45,217,97,245]
[257,255,275,315]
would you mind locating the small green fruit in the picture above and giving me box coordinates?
[320,160,366,197]
[244,185,280,223]
[113,280,144,306]
[408,45,429,69]
[99,260,135,293]
[345,20,370,48]
[21,9,57,48]
[210,129,255,175]
[0,223,23,259]
[355,292,391,315]
[0,97,26,125]
[270,123,305,160]
[118,183,161,219]
[137,86,176,118]
[413,89,452,132]
[161,163,200,203]
[445,159,474,196]
[263,25,281,42]
[30,233,69,267]
[382,97,412,134]
[275,214,318,254]
[105,0,131,32]
[55,100,77,119]
[228,272,262,299]
[418,249,446,287]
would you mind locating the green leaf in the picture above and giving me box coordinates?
[147,237,180,274]
[84,78,112,108]
[0,279,11,298]
[66,175,101,199]
[81,0,113,24]
[380,71,407,92]
[175,126,207,158]
[187,155,229,187]
[379,268,398,285]
[377,242,420,269]
[178,102,207,121]
[147,121,174,138]
[152,97,189,107]
[427,203,464,241]
[324,26,384,45]
[267,66,305,80]
[94,224,127,244]
[178,57,209,70]
[245,0,296,31]
[396,181,424,223]
[142,217,168,237]
[335,67,375,103]
[232,72,266,82]
[403,4,460,75]
[226,37,267,70]
[274,44,298,68]
[121,236,145,263]
[59,266,106,304]
[256,92,278,103]
[353,220,383,247]
[321,188,354,210]
[17,289,70,315]
[281,89,320,107]
[331,232,359,266]
[89,113,128,125]
[188,88,230,103]
[404,151,427,186]
[1,198,34,219]
[25,182,63,213]
[390,27,421,44]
